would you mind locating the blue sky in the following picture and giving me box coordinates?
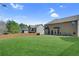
[0,3,79,25]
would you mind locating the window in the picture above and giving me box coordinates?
[71,21,76,25]
[53,27,60,29]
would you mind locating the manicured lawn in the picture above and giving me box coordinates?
[0,35,79,56]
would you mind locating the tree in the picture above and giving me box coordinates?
[19,23,28,30]
[6,20,20,33]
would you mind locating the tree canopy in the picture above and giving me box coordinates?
[19,23,28,30]
[6,20,20,33]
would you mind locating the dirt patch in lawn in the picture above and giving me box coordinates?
[0,33,37,39]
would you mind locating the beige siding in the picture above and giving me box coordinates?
[48,21,77,36]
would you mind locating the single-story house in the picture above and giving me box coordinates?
[44,15,79,36]
[28,24,44,34]
[21,29,28,33]
[28,25,36,33]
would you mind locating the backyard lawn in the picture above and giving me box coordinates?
[0,35,79,56]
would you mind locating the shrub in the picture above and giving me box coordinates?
[3,32,9,35]
[37,33,40,35]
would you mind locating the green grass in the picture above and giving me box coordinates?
[0,35,79,56]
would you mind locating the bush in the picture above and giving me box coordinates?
[37,33,40,35]
[3,32,9,35]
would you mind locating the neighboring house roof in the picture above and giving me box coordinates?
[36,24,44,28]
[29,24,44,28]
[29,25,36,28]
[47,15,79,24]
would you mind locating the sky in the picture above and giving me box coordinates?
[0,3,79,25]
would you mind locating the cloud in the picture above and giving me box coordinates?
[10,3,24,10]
[50,13,59,18]
[49,8,55,13]
[49,8,59,18]
[59,5,64,8]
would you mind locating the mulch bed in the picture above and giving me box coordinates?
[0,33,37,39]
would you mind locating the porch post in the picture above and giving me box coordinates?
[49,29,51,35]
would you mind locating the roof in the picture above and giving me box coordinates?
[36,24,44,27]
[29,24,44,28]
[47,15,79,25]
[29,25,36,28]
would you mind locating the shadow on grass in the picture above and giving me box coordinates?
[59,42,79,56]
[58,36,79,56]
[60,36,79,42]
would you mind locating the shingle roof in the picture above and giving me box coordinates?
[47,15,79,24]
[29,25,36,28]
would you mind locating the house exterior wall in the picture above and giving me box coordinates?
[0,21,7,34]
[28,28,36,33]
[36,25,44,34]
[24,31,28,33]
[45,21,77,36]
